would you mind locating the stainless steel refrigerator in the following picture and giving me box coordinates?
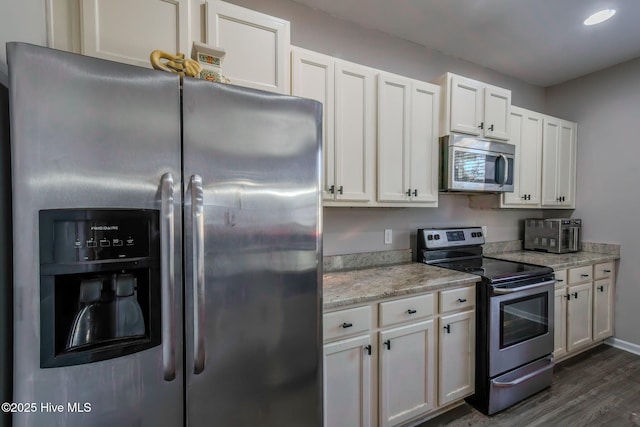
[1,42,322,427]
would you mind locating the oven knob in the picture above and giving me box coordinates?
[427,235,433,241]
[434,234,440,240]
[477,231,483,237]
[471,232,477,238]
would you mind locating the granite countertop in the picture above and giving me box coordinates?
[487,250,619,271]
[323,263,480,310]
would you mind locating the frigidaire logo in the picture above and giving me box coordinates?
[90,225,119,231]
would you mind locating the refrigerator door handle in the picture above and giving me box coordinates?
[191,175,206,374]
[160,172,176,381]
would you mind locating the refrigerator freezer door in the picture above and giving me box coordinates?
[7,43,183,427]
[182,80,323,426]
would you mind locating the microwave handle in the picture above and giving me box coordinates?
[498,154,509,185]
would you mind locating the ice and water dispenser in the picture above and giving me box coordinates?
[39,209,161,367]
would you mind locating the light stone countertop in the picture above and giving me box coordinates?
[486,250,619,271]
[323,263,480,310]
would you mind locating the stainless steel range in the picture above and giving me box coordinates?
[417,227,555,415]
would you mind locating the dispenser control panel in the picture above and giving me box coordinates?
[40,209,158,263]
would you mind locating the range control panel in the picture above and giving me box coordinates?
[418,227,485,250]
[40,209,158,263]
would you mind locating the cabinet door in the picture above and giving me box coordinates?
[335,60,375,202]
[566,283,593,352]
[556,120,576,208]
[593,278,614,341]
[438,311,475,406]
[409,81,440,204]
[541,116,561,206]
[554,287,568,358]
[206,0,290,93]
[503,107,543,207]
[377,72,410,202]
[379,320,435,427]
[291,48,335,200]
[483,86,511,141]
[324,335,372,427]
[80,0,190,68]
[449,75,483,136]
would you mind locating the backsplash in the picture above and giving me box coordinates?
[323,241,620,273]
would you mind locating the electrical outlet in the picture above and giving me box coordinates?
[384,229,393,245]
[482,226,488,240]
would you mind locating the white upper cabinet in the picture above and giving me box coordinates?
[501,106,543,207]
[291,47,375,205]
[541,116,577,208]
[435,73,511,141]
[48,0,191,68]
[377,72,439,206]
[206,0,290,93]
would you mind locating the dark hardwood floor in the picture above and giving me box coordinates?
[420,345,640,427]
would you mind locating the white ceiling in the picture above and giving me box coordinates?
[290,0,640,87]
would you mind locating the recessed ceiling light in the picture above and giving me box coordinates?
[584,9,616,26]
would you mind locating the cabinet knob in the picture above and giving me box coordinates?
[603,269,612,273]
[488,124,494,131]
[338,185,344,195]
[407,309,417,314]
[365,345,372,355]
[384,340,391,350]
[478,122,484,130]
[443,325,451,334]
[565,294,571,300]
[406,189,412,196]
[457,298,467,303]
[572,292,578,299]
[557,279,564,283]
[598,285,605,292]
[581,274,590,278]
[341,322,353,329]
[329,185,335,194]
[413,189,418,197]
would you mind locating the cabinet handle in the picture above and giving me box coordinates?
[581,274,590,278]
[384,340,391,350]
[572,292,578,299]
[565,294,571,300]
[478,122,484,130]
[341,322,353,329]
[603,269,612,273]
[365,345,372,356]
[557,279,564,283]
[457,298,467,303]
[488,124,494,131]
[329,185,335,194]
[406,189,412,196]
[407,309,417,314]
[338,185,344,195]
[598,285,605,292]
[443,325,451,334]
[413,189,418,197]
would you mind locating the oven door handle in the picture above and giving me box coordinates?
[493,356,554,388]
[492,279,555,294]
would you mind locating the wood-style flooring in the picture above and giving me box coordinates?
[420,345,640,427]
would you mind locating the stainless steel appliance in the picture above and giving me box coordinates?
[417,227,555,415]
[524,218,582,253]
[1,43,322,427]
[440,133,515,193]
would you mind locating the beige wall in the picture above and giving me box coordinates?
[546,57,640,348]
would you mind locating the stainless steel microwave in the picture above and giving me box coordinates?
[440,133,515,193]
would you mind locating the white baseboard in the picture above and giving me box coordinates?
[605,337,640,356]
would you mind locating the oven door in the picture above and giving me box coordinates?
[448,146,515,192]
[489,280,554,377]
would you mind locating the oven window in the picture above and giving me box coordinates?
[500,293,548,348]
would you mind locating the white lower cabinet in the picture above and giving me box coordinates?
[438,310,475,406]
[379,320,436,427]
[554,263,615,361]
[324,285,476,427]
[324,335,373,427]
